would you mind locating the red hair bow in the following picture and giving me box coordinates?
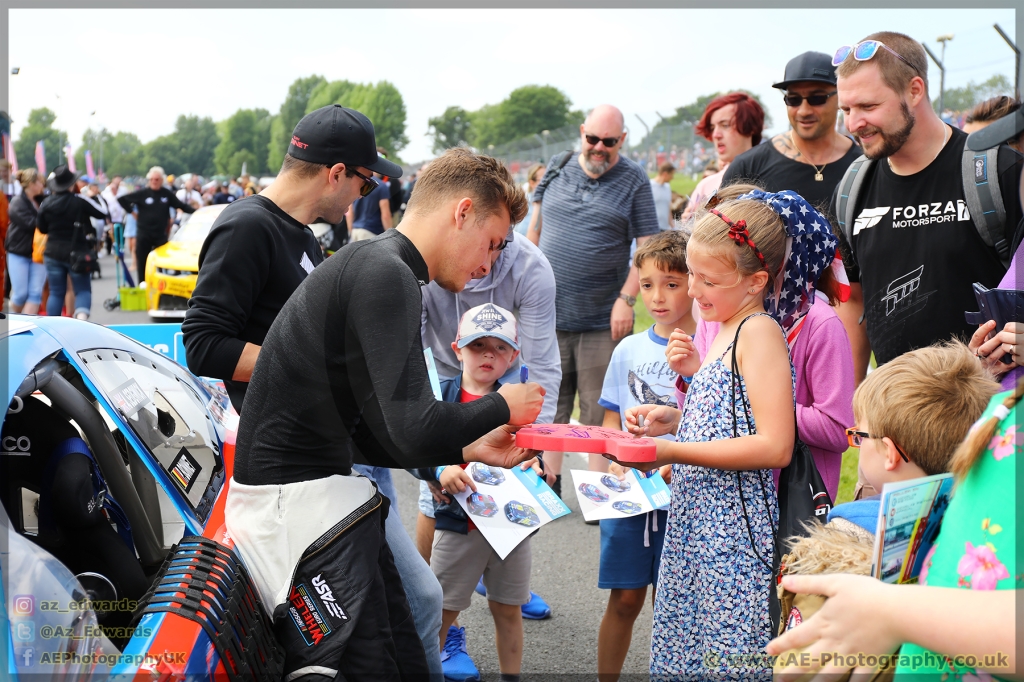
[709,208,767,268]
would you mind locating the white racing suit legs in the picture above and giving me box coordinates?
[225,474,430,682]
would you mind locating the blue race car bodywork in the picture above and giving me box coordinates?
[0,315,277,682]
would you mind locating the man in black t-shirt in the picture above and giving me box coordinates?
[117,166,195,283]
[722,51,860,210]
[831,32,1022,386]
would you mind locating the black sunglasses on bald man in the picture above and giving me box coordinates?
[585,134,622,147]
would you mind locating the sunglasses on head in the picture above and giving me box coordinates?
[703,192,724,211]
[832,41,920,74]
[846,428,910,463]
[783,91,838,107]
[584,133,621,148]
[349,167,380,197]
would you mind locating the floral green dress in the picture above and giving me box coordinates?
[895,390,1020,680]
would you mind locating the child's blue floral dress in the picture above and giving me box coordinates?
[650,313,789,681]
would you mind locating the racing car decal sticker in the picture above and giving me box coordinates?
[169,447,201,493]
[110,378,152,419]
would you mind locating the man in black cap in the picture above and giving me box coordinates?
[722,51,860,208]
[184,104,395,413]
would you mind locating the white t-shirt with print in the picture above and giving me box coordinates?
[599,326,679,437]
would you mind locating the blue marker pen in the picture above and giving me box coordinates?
[520,364,529,383]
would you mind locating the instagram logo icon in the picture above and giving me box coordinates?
[12,595,34,616]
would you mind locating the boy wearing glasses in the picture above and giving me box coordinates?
[721,51,860,208]
[772,342,997,660]
[789,342,997,561]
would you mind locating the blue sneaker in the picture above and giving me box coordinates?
[520,591,552,620]
[441,625,479,682]
[474,577,486,597]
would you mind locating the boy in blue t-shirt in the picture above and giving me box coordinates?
[595,230,695,681]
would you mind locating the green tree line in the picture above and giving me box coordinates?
[427,85,584,154]
[13,74,408,179]
[933,74,1013,113]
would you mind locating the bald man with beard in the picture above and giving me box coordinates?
[526,104,661,486]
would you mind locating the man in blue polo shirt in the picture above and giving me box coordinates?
[526,103,661,488]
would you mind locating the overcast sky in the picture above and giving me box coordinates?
[8,8,1018,165]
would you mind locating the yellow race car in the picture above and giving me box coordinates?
[145,204,227,318]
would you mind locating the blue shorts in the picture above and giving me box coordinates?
[598,509,668,590]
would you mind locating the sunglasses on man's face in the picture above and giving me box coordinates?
[783,91,838,107]
[832,40,920,74]
[349,168,380,197]
[845,428,910,463]
[584,133,621,148]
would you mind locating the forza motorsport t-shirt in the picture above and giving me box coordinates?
[840,127,1021,365]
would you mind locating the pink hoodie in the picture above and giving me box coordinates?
[678,298,854,501]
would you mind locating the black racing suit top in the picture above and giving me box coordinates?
[117,186,194,237]
[233,229,511,486]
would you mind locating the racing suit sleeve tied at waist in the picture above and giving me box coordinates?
[225,474,428,681]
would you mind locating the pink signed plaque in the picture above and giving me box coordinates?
[515,424,657,462]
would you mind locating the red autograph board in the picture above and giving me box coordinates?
[515,424,657,462]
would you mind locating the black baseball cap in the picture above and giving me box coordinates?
[967,107,1024,151]
[288,104,403,178]
[773,51,838,90]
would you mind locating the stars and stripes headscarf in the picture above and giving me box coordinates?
[737,189,850,346]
